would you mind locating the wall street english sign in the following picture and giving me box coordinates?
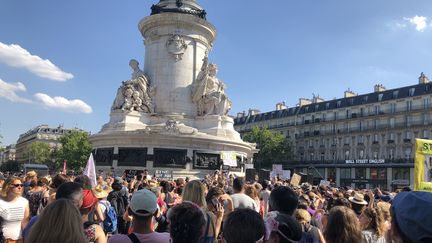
[345,159,385,164]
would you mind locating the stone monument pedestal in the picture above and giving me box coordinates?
[90,0,257,178]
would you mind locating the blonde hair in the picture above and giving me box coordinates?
[25,199,87,243]
[182,180,207,208]
[376,201,391,221]
[1,177,22,198]
[295,209,311,223]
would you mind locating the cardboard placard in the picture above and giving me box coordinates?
[414,138,432,192]
[290,173,301,186]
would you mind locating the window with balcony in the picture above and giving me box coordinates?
[404,147,412,159]
[388,148,394,159]
[375,105,380,115]
[358,135,364,144]
[423,130,429,139]
[423,113,429,125]
[345,150,350,159]
[424,98,430,109]
[390,118,395,128]
[390,103,397,113]
[359,150,364,159]
[406,100,412,111]
[373,150,379,159]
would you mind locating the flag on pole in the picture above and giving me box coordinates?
[84,153,97,188]
[62,160,67,175]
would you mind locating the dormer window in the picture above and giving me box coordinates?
[326,103,330,109]
[363,96,368,103]
[409,88,415,97]
[337,101,341,108]
[393,90,399,99]
[378,93,383,101]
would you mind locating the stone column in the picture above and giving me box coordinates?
[366,168,370,189]
[336,168,341,187]
[112,146,119,168]
[387,167,393,191]
[147,147,154,169]
[139,12,216,116]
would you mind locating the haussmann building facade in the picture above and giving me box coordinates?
[234,73,432,190]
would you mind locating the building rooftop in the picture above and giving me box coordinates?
[234,78,432,126]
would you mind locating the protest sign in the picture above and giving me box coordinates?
[245,163,254,169]
[221,151,237,167]
[281,170,291,180]
[271,164,283,179]
[414,139,432,192]
[290,173,301,186]
[320,180,330,187]
[155,170,173,180]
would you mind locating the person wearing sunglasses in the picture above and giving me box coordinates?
[0,177,30,243]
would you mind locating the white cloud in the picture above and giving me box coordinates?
[404,15,428,32]
[0,78,32,103]
[0,42,74,81]
[34,93,92,114]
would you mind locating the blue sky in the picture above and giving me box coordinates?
[1,0,432,145]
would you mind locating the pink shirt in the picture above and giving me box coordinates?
[108,232,170,243]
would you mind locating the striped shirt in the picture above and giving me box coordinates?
[0,197,28,240]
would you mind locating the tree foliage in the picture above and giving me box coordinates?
[56,130,92,171]
[24,141,51,164]
[243,126,294,169]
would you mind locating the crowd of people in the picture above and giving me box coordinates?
[0,169,431,243]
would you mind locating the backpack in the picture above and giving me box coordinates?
[109,191,128,217]
[100,201,118,233]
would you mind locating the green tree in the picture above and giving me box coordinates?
[57,130,92,171]
[24,141,51,164]
[243,126,294,169]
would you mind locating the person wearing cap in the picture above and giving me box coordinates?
[81,189,107,243]
[109,189,170,243]
[388,191,432,242]
[349,192,368,216]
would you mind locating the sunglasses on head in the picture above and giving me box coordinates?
[12,184,23,188]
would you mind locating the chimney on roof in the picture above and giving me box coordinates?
[374,84,386,92]
[344,89,357,98]
[276,102,287,111]
[311,93,325,103]
[419,72,430,84]
[298,98,312,106]
[248,109,260,116]
[236,111,246,118]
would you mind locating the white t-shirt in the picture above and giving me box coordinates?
[231,193,258,212]
[0,197,28,240]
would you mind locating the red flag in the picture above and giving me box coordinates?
[62,160,67,175]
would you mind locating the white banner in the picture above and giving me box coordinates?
[221,151,237,167]
[84,153,97,188]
